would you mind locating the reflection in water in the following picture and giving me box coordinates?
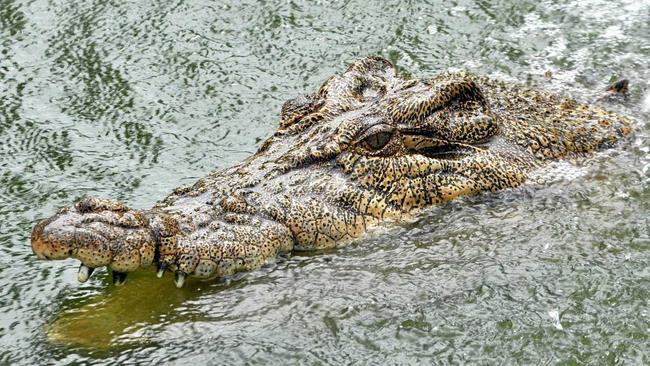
[0,0,648,364]
[47,272,208,349]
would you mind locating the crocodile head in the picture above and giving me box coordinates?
[32,56,631,287]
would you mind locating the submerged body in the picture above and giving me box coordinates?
[31,57,631,288]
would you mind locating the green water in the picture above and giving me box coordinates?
[1,0,649,364]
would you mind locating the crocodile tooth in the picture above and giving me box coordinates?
[174,271,186,288]
[77,264,94,283]
[156,263,167,278]
[112,271,127,286]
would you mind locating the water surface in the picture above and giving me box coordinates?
[1,0,649,364]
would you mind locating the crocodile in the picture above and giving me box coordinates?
[31,56,632,288]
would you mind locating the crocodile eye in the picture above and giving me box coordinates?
[363,130,393,151]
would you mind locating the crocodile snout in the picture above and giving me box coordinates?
[31,196,157,286]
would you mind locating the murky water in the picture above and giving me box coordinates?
[1,0,649,364]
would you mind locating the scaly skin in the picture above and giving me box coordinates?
[31,56,632,288]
